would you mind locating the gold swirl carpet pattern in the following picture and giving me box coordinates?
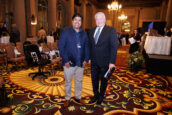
[1,60,171,114]
[1,46,172,114]
[8,68,94,97]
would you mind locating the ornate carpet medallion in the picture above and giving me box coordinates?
[8,68,94,97]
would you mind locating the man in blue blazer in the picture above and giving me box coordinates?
[58,14,89,107]
[88,12,118,105]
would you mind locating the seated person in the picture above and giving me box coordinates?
[164,27,171,37]
[37,27,46,40]
[37,39,49,52]
[39,34,47,44]
[37,39,59,60]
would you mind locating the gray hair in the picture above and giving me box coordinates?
[94,12,106,20]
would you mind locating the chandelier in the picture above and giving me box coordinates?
[118,11,127,20]
[107,0,122,11]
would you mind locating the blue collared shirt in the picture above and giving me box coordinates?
[74,29,82,66]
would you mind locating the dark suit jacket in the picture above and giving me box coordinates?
[58,26,89,66]
[89,25,118,67]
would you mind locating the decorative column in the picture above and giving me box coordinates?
[12,0,26,43]
[91,5,96,27]
[160,0,167,21]
[26,0,37,37]
[81,0,86,30]
[65,0,74,26]
[166,0,172,27]
[30,0,37,37]
[0,0,5,22]
[116,11,120,31]
[48,0,57,32]
[133,8,140,30]
[137,8,141,28]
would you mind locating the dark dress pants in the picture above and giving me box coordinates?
[91,63,108,102]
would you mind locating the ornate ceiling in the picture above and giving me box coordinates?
[88,0,164,9]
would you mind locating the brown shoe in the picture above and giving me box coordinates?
[79,99,85,104]
[74,98,85,104]
[64,100,70,107]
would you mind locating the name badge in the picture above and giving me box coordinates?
[77,44,81,48]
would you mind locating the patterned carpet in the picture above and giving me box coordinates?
[0,45,172,115]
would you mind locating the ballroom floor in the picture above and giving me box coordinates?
[0,45,172,115]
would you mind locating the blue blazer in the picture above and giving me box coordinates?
[58,26,89,66]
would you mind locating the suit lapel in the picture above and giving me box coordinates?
[96,25,107,45]
[91,27,96,45]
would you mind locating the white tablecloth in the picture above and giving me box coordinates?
[144,36,171,55]
[0,36,10,43]
[47,36,54,43]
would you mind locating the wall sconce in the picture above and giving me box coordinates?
[31,14,37,25]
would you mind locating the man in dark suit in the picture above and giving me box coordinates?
[58,14,89,107]
[88,12,118,105]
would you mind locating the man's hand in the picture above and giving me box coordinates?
[109,63,115,70]
[82,61,87,68]
[65,61,71,68]
[88,60,91,64]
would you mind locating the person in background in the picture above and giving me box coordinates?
[49,28,59,42]
[39,34,47,44]
[125,33,129,44]
[37,39,48,52]
[10,24,20,45]
[58,13,89,107]
[53,28,59,41]
[129,29,141,54]
[118,32,126,46]
[170,27,172,38]
[0,22,8,38]
[164,27,171,37]
[38,27,46,39]
[88,12,118,105]
[0,22,4,38]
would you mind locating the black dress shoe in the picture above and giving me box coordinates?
[74,98,85,104]
[88,97,97,104]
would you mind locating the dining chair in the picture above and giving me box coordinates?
[4,43,25,69]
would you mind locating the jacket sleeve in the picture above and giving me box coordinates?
[109,28,118,64]
[84,33,90,62]
[58,29,69,63]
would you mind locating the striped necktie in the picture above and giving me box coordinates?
[94,28,100,44]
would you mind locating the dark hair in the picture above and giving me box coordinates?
[72,13,83,21]
[37,39,44,45]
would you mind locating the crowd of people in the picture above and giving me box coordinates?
[0,22,21,46]
[117,26,172,55]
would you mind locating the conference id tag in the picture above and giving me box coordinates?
[77,44,81,48]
